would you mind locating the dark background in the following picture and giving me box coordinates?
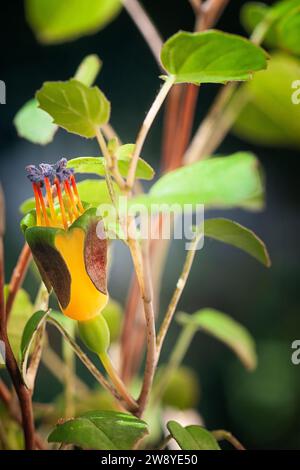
[1,0,300,449]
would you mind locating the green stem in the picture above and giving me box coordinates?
[152,323,196,403]
[99,351,138,413]
[62,322,76,417]
[126,75,175,190]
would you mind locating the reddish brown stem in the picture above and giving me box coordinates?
[5,243,31,321]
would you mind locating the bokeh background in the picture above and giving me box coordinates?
[1,0,300,449]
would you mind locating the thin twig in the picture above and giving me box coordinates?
[128,235,156,416]
[5,243,31,322]
[156,229,203,357]
[96,127,126,190]
[212,429,246,450]
[123,0,163,67]
[196,0,230,31]
[126,75,175,190]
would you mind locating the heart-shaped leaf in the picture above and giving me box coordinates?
[161,30,267,84]
[15,55,102,145]
[132,152,264,211]
[233,53,300,148]
[204,218,271,266]
[48,411,148,450]
[177,309,257,370]
[36,79,110,138]
[167,421,220,450]
[25,0,122,44]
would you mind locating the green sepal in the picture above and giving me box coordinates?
[77,314,110,354]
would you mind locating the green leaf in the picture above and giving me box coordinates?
[49,311,74,336]
[132,152,264,211]
[167,421,220,450]
[14,99,57,145]
[14,54,102,145]
[20,310,49,383]
[76,179,119,207]
[277,7,300,56]
[7,289,34,360]
[26,0,122,44]
[68,148,155,180]
[48,411,148,450]
[233,53,300,148]
[161,30,267,84]
[177,309,257,370]
[241,0,300,51]
[36,79,110,138]
[204,218,271,266]
[74,54,102,87]
[19,198,36,215]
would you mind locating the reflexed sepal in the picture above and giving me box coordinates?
[77,314,110,354]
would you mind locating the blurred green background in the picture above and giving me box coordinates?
[1,0,300,449]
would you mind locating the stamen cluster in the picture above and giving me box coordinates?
[25,158,84,230]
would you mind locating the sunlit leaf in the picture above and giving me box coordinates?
[20,310,49,384]
[19,198,36,215]
[277,7,300,55]
[36,80,110,138]
[161,30,267,84]
[233,53,300,148]
[14,99,57,145]
[14,55,102,145]
[132,152,264,211]
[241,0,300,52]
[177,309,257,370]
[49,310,74,335]
[48,411,148,450]
[68,148,155,180]
[76,179,119,207]
[74,54,102,87]
[26,0,122,44]
[167,421,220,450]
[204,218,271,266]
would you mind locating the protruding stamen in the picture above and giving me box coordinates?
[26,165,43,186]
[70,175,84,213]
[44,177,57,223]
[54,178,68,230]
[32,183,42,226]
[64,180,79,218]
[36,185,50,227]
